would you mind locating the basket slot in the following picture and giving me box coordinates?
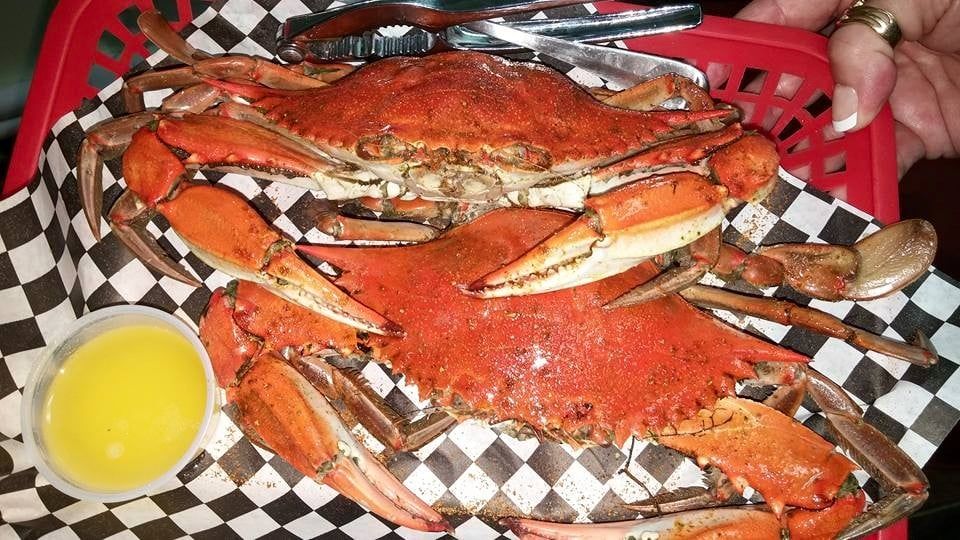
[772,72,803,100]
[98,31,126,60]
[824,151,847,174]
[118,5,145,34]
[153,0,183,22]
[706,62,732,91]
[749,68,778,130]
[715,64,746,104]
[735,67,767,94]
[759,106,784,133]
[804,92,832,118]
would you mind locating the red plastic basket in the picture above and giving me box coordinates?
[1,1,907,537]
[4,0,901,225]
[598,1,899,223]
[3,0,202,199]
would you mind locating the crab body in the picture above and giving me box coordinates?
[207,52,737,204]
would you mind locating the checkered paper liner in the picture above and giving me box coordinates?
[3,0,960,537]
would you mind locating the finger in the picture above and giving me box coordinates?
[736,0,850,30]
[894,122,926,177]
[705,63,731,89]
[828,0,930,132]
[888,42,960,167]
[718,0,853,104]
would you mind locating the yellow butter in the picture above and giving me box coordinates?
[41,324,206,491]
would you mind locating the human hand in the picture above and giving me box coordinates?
[734,0,960,176]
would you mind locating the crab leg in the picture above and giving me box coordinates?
[109,190,200,285]
[318,213,440,242]
[467,132,779,298]
[606,228,720,308]
[287,62,356,83]
[137,10,327,88]
[754,363,809,417]
[626,362,811,516]
[203,282,454,451]
[234,352,451,533]
[624,467,739,516]
[161,84,224,113]
[804,369,929,540]
[78,112,162,238]
[611,218,937,308]
[122,67,206,112]
[589,125,744,184]
[137,10,210,65]
[505,493,865,540]
[656,397,858,516]
[288,352,456,452]
[505,507,782,539]
[315,205,441,243]
[632,363,928,537]
[354,197,460,221]
[314,198,469,242]
[126,11,340,112]
[156,184,399,335]
[602,72,716,111]
[200,297,450,530]
[98,125,399,335]
[678,284,938,366]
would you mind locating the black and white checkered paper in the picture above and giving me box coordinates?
[3,1,960,538]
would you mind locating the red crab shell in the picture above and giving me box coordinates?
[241,52,730,163]
[291,208,806,443]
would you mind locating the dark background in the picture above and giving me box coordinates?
[0,0,956,536]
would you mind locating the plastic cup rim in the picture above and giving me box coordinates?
[20,304,218,503]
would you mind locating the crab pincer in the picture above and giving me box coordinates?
[231,352,450,533]
[467,133,779,297]
[713,219,938,301]
[200,288,450,533]
[82,123,400,337]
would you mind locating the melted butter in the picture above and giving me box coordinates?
[41,325,206,491]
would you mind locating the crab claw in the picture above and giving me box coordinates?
[657,397,858,517]
[98,126,400,336]
[712,219,937,301]
[467,172,726,297]
[768,219,937,301]
[156,184,402,336]
[234,352,450,533]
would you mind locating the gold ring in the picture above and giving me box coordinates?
[836,0,902,47]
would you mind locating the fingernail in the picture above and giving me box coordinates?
[832,84,859,132]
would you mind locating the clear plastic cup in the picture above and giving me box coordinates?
[21,305,220,502]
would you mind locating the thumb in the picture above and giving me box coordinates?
[828,23,898,132]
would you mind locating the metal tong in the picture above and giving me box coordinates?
[277,0,702,63]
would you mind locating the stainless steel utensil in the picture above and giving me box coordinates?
[298,4,702,60]
[464,19,708,87]
[277,0,592,63]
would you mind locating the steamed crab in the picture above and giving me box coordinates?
[200,208,931,539]
[76,10,942,539]
[79,10,788,335]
